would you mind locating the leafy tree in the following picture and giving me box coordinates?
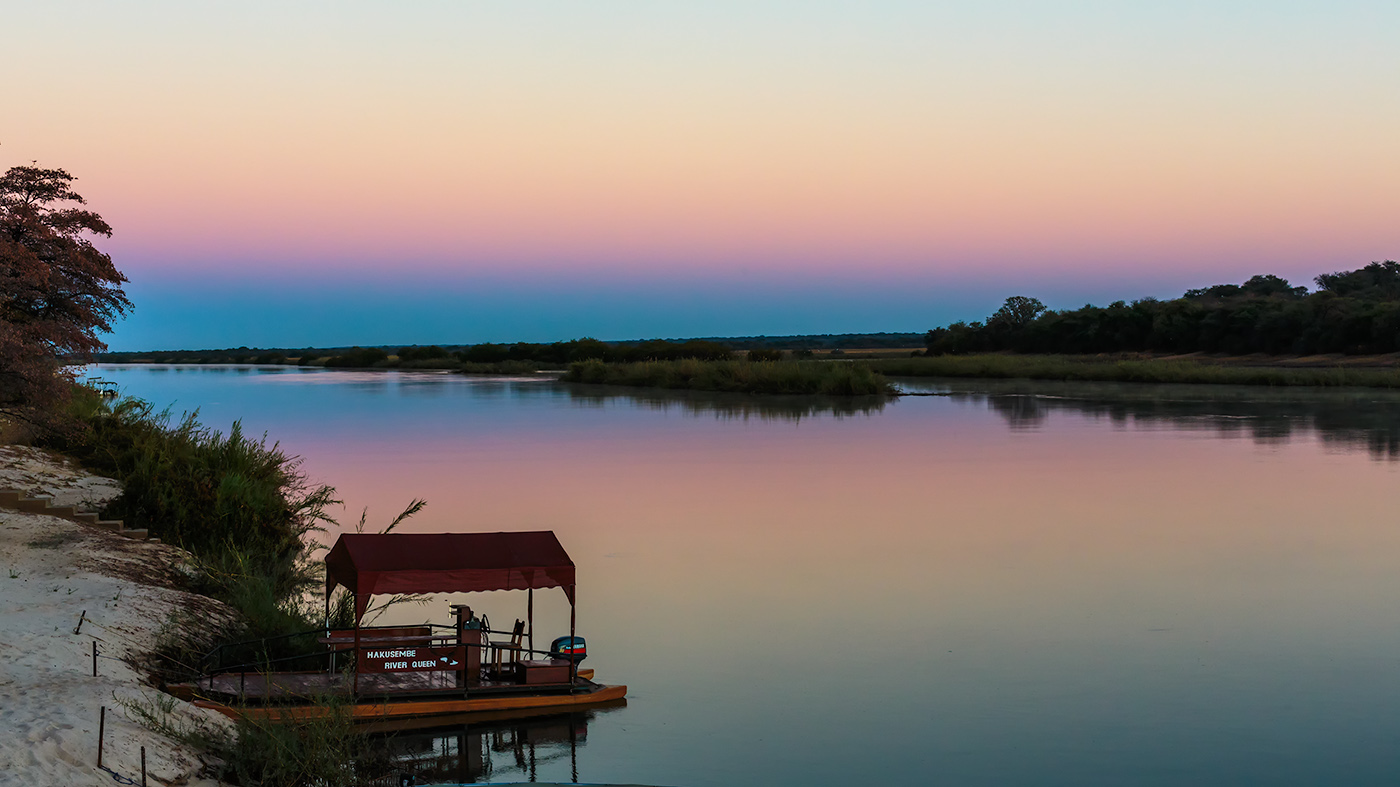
[989,296,1047,327]
[0,165,130,419]
[1241,274,1307,297]
[1316,261,1400,299]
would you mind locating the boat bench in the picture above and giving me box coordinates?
[518,658,574,685]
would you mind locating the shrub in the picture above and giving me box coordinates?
[746,348,786,361]
[323,347,389,368]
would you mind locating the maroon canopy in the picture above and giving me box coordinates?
[325,531,576,620]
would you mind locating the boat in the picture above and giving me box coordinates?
[170,531,626,723]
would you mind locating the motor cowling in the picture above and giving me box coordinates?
[550,635,586,663]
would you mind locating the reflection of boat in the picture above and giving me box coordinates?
[171,531,626,723]
[381,702,626,784]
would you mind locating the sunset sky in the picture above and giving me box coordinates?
[7,1,1399,349]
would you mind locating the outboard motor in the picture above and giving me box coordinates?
[550,635,587,664]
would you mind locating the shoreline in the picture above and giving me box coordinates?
[0,445,228,787]
[91,350,1400,395]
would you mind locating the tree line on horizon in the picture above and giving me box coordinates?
[96,331,930,365]
[925,262,1400,357]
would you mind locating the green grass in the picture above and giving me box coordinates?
[869,354,1400,388]
[562,358,896,396]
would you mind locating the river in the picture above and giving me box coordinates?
[92,365,1400,786]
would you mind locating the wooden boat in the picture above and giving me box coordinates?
[171,531,625,724]
[192,682,626,723]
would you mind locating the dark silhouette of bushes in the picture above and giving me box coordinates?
[323,347,389,368]
[461,338,732,365]
[926,263,1400,357]
[746,348,786,361]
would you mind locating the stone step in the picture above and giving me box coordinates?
[16,497,55,513]
[0,488,138,538]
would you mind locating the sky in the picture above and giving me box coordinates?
[5,1,1399,350]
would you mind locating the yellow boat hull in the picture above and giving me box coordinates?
[194,683,627,723]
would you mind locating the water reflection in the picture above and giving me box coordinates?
[563,383,888,421]
[374,703,624,785]
[900,378,1400,459]
[89,364,1400,785]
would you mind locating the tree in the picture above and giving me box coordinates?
[0,165,130,419]
[1315,260,1400,299]
[989,295,1047,328]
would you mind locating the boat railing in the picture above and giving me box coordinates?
[191,622,577,696]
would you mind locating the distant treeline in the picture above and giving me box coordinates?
[654,332,924,350]
[97,338,735,369]
[95,332,927,368]
[925,262,1400,356]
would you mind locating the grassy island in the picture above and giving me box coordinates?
[562,358,896,396]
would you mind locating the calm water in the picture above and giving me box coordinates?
[94,365,1400,786]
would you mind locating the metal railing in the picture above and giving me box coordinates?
[189,622,583,701]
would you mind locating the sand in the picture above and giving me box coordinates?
[0,445,229,786]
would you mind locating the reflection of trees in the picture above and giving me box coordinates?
[563,384,887,422]
[915,379,1400,460]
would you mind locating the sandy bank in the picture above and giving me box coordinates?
[0,445,229,787]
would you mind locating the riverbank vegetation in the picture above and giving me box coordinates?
[94,333,927,367]
[39,388,390,784]
[563,358,896,396]
[96,337,736,370]
[925,263,1400,357]
[871,354,1400,388]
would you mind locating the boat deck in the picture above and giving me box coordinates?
[189,670,577,701]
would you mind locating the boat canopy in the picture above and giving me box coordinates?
[325,531,576,620]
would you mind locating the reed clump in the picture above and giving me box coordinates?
[871,354,1400,388]
[121,691,390,786]
[45,392,338,657]
[562,358,896,396]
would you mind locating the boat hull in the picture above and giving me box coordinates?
[193,683,627,723]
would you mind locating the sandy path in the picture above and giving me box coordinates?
[0,446,228,786]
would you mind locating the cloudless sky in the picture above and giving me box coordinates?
[6,1,1399,349]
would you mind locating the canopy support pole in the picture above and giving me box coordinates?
[324,591,333,674]
[568,585,576,686]
[352,594,362,696]
[527,588,534,658]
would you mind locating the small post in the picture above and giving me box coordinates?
[141,746,147,786]
[74,610,87,635]
[97,706,105,767]
[92,640,98,677]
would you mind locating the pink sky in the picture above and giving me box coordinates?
[6,2,1398,347]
